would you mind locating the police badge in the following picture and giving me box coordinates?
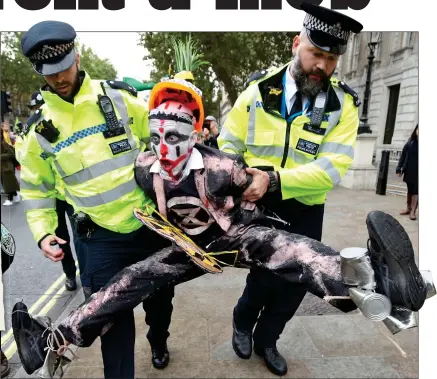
[329,22,343,38]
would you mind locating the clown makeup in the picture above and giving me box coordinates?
[149,101,198,182]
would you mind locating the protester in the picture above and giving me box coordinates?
[1,122,12,147]
[396,124,419,220]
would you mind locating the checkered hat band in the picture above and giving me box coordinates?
[303,14,350,41]
[30,41,74,62]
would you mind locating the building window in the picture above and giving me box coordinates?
[383,84,401,145]
[372,32,382,60]
[348,34,360,71]
[402,32,414,47]
[392,32,414,52]
[391,32,401,51]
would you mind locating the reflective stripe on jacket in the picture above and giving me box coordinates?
[17,72,155,242]
[218,63,359,206]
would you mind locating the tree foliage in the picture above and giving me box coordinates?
[78,45,117,81]
[139,32,297,114]
[0,32,45,112]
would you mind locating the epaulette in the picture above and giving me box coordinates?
[244,69,269,89]
[106,80,138,97]
[337,80,361,107]
[22,109,44,136]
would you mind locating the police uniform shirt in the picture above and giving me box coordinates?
[284,68,309,116]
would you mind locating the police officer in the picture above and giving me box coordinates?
[24,90,79,291]
[218,3,363,376]
[27,91,45,113]
[18,21,174,378]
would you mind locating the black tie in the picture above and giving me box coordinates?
[288,91,302,119]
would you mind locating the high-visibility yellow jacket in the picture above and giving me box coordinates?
[218,63,360,206]
[17,72,155,243]
[14,134,24,154]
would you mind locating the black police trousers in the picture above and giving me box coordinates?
[55,199,77,279]
[77,225,174,379]
[233,198,325,348]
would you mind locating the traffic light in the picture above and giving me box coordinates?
[1,90,13,121]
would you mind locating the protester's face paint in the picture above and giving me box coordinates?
[149,101,197,181]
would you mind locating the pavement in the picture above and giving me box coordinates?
[1,187,82,379]
[13,187,421,378]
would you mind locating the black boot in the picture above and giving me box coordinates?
[366,210,427,311]
[232,320,253,359]
[65,277,77,291]
[254,345,287,376]
[150,342,170,369]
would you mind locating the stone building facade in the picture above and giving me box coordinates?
[336,31,418,162]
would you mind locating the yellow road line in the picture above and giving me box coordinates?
[1,273,66,346]
[4,339,17,360]
[1,261,78,346]
[2,268,80,360]
[38,275,71,316]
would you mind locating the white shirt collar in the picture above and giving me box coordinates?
[150,147,204,174]
[284,65,309,115]
[285,67,299,115]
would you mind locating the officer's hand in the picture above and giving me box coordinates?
[242,167,270,202]
[40,235,66,262]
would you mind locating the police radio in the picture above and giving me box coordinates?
[98,94,125,138]
[34,119,60,143]
[309,91,328,127]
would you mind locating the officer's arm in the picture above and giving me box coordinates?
[218,89,251,155]
[278,95,359,200]
[18,134,58,245]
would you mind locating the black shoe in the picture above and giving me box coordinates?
[232,321,252,359]
[12,301,49,374]
[366,210,427,311]
[254,346,288,376]
[151,343,170,369]
[65,277,77,291]
[11,302,71,376]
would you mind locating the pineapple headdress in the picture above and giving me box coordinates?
[169,34,209,83]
